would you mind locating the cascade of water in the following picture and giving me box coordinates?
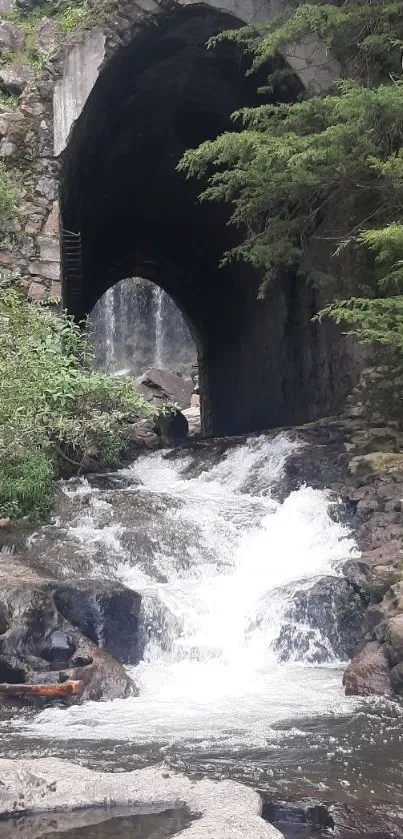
[89,277,196,377]
[103,287,116,371]
[17,433,359,747]
[154,286,164,368]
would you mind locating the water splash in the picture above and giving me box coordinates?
[16,433,360,746]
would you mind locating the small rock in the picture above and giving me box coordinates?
[27,280,46,302]
[0,0,16,12]
[0,139,16,157]
[0,518,10,530]
[35,176,57,201]
[135,367,193,409]
[183,405,201,436]
[49,280,61,300]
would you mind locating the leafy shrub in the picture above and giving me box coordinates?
[0,284,156,520]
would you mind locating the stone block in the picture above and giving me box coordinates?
[27,280,46,302]
[35,176,57,201]
[29,260,60,281]
[38,234,60,262]
[42,200,59,235]
[0,139,16,157]
[50,280,61,300]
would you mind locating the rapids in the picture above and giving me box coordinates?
[11,434,358,744]
[3,432,403,833]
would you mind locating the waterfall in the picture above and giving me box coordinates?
[89,277,196,377]
[17,433,359,748]
[154,286,164,369]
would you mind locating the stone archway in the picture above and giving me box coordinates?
[0,0,354,437]
[57,3,353,436]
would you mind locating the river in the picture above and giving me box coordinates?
[1,433,403,836]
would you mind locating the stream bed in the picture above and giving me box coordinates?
[1,433,403,836]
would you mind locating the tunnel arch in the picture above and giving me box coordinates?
[60,3,354,436]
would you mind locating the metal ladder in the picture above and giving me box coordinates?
[61,228,84,314]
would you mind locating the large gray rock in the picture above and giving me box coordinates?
[275,576,366,663]
[0,20,25,54]
[0,759,281,839]
[53,580,141,664]
[135,367,193,409]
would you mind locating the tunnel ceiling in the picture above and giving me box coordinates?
[61,3,301,339]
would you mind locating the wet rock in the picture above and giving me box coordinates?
[135,367,193,409]
[53,581,141,664]
[343,641,392,696]
[275,577,366,663]
[0,64,34,94]
[157,409,189,442]
[344,556,401,602]
[0,558,136,704]
[349,451,403,481]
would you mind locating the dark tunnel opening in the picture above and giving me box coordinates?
[61,4,357,436]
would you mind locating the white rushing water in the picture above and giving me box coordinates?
[89,277,196,377]
[19,433,360,749]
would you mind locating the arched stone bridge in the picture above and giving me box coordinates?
[1,0,357,436]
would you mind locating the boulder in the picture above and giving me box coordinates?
[342,641,392,696]
[0,21,25,54]
[0,559,136,704]
[53,580,141,664]
[35,17,58,54]
[157,408,188,442]
[135,367,193,409]
[125,417,161,451]
[0,64,34,94]
[275,576,366,663]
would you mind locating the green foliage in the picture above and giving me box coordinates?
[0,163,20,222]
[0,91,19,108]
[0,284,156,520]
[180,0,403,397]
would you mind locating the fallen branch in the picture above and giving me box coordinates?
[0,680,81,699]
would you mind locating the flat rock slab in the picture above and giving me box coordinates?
[0,759,282,839]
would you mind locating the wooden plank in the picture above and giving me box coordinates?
[0,680,81,698]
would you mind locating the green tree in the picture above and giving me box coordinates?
[179,1,403,369]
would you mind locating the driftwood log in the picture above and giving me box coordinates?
[0,680,81,698]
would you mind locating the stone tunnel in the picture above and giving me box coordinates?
[57,1,357,436]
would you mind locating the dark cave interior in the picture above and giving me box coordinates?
[61,4,356,435]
